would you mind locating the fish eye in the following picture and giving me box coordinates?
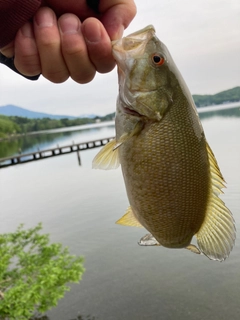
[152,54,165,66]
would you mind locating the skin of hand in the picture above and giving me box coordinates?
[0,0,136,83]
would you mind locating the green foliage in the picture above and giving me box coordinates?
[95,112,115,122]
[0,224,85,320]
[8,116,96,134]
[193,86,240,107]
[0,112,116,141]
[0,116,21,138]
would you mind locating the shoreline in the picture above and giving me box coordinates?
[1,102,239,142]
[0,120,115,142]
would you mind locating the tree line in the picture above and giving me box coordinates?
[1,84,240,139]
[0,113,115,139]
[193,86,240,107]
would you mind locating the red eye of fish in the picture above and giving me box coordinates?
[152,54,165,66]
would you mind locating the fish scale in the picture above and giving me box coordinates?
[93,25,236,261]
[119,99,209,248]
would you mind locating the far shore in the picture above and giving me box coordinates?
[1,102,239,142]
[0,120,115,142]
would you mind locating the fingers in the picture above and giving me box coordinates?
[58,14,96,83]
[13,8,100,83]
[81,18,115,74]
[2,1,136,83]
[33,7,69,83]
[14,22,41,76]
[14,7,69,82]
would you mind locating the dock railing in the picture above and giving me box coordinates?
[0,137,114,169]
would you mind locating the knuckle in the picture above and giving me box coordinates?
[62,45,85,58]
[14,54,41,76]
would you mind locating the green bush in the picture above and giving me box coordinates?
[0,224,85,320]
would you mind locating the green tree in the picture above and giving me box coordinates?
[0,224,85,320]
[0,116,21,138]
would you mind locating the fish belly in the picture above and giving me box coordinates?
[119,106,210,249]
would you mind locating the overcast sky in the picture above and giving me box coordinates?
[0,0,239,116]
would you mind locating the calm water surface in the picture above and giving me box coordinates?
[0,109,240,320]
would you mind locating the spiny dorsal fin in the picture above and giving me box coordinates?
[116,206,143,227]
[196,142,236,261]
[92,139,120,170]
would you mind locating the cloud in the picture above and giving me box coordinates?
[0,0,239,116]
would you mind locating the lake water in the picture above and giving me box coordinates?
[0,107,240,320]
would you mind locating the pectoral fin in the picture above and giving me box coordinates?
[92,121,143,170]
[113,120,144,150]
[116,206,143,227]
[92,139,120,170]
[196,142,236,261]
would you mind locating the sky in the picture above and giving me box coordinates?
[0,0,239,117]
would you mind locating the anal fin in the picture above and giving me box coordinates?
[116,206,143,227]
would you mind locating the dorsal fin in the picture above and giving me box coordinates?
[196,142,236,261]
[116,206,143,227]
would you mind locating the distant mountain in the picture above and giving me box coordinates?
[0,105,78,120]
[193,87,240,108]
[1,86,239,119]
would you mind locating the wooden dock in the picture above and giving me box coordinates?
[0,137,114,169]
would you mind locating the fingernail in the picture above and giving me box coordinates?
[108,24,124,41]
[114,25,124,40]
[21,23,34,38]
[83,21,101,43]
[59,15,80,35]
[35,10,54,28]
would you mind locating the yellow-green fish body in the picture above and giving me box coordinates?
[93,26,235,261]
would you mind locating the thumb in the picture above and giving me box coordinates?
[100,1,137,40]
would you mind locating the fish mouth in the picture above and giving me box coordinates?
[112,25,155,53]
[112,25,155,64]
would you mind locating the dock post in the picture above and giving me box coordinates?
[77,151,81,166]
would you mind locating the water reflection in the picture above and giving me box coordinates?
[33,314,96,320]
[0,123,115,159]
[0,132,66,158]
[69,315,97,320]
[0,106,240,320]
[199,105,240,119]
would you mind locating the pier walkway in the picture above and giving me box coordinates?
[0,137,114,169]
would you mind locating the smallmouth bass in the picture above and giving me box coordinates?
[93,25,236,261]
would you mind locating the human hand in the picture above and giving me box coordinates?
[0,0,136,83]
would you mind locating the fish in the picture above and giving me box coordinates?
[92,25,236,261]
